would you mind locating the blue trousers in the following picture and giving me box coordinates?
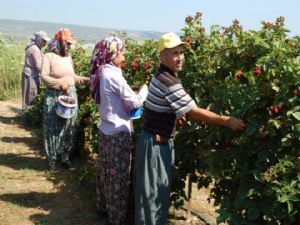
[134,130,174,225]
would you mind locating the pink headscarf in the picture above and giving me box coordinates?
[90,36,125,104]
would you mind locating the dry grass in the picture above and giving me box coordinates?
[0,99,104,225]
[0,99,220,225]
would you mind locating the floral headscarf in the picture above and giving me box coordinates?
[90,36,125,104]
[48,39,61,53]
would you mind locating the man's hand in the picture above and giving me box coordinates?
[187,107,246,131]
[176,115,187,127]
[227,117,246,131]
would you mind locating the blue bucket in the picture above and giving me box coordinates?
[130,107,142,120]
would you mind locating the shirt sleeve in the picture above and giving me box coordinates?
[30,46,43,73]
[40,53,62,90]
[164,83,197,117]
[104,68,148,109]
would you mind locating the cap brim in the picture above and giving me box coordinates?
[159,41,190,53]
[42,37,51,42]
[179,41,190,49]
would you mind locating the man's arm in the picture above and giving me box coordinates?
[187,107,245,131]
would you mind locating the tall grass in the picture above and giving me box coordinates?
[0,37,25,100]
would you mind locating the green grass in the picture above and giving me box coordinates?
[0,38,25,100]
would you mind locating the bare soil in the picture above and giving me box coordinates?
[0,99,219,225]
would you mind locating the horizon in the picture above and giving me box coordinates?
[1,0,300,36]
[0,17,165,34]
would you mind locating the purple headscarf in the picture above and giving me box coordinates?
[90,36,125,104]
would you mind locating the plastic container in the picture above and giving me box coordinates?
[56,95,78,119]
[130,107,142,120]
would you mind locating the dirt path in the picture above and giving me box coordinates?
[0,99,103,225]
[0,99,219,225]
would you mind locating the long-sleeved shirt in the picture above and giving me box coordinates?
[41,52,86,90]
[22,43,43,77]
[98,64,148,135]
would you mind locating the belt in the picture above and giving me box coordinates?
[153,134,170,144]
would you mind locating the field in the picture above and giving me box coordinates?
[0,38,24,100]
[1,12,300,225]
[0,99,218,225]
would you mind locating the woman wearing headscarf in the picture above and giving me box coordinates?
[22,31,50,110]
[41,28,89,173]
[90,36,148,225]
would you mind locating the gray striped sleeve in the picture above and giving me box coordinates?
[165,86,197,117]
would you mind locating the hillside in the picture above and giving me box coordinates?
[0,18,164,43]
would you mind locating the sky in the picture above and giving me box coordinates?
[1,0,299,36]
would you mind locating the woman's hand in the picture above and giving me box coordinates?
[78,77,90,85]
[60,81,69,92]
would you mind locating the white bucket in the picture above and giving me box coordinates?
[56,95,78,119]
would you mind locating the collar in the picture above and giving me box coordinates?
[158,64,176,77]
[104,63,122,73]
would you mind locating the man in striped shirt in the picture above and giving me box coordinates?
[134,32,246,225]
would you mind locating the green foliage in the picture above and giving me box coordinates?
[23,13,300,225]
[0,38,24,100]
[173,13,300,224]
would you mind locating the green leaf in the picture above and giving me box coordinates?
[269,119,281,129]
[287,201,293,213]
[294,123,300,133]
[245,122,257,136]
[292,112,300,121]
[281,134,292,146]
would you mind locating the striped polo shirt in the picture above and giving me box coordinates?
[143,64,197,138]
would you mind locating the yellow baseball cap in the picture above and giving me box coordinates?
[158,32,188,53]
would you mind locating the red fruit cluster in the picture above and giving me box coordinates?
[195,12,202,18]
[143,60,152,71]
[185,15,193,24]
[293,89,299,96]
[263,22,273,29]
[234,70,244,78]
[184,36,192,44]
[253,65,261,77]
[219,142,229,150]
[130,60,139,71]
[222,27,230,35]
[198,27,205,33]
[269,104,282,114]
[233,19,240,25]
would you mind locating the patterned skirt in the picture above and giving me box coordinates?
[42,86,78,161]
[96,131,131,225]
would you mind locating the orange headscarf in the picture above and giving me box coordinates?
[54,28,76,44]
